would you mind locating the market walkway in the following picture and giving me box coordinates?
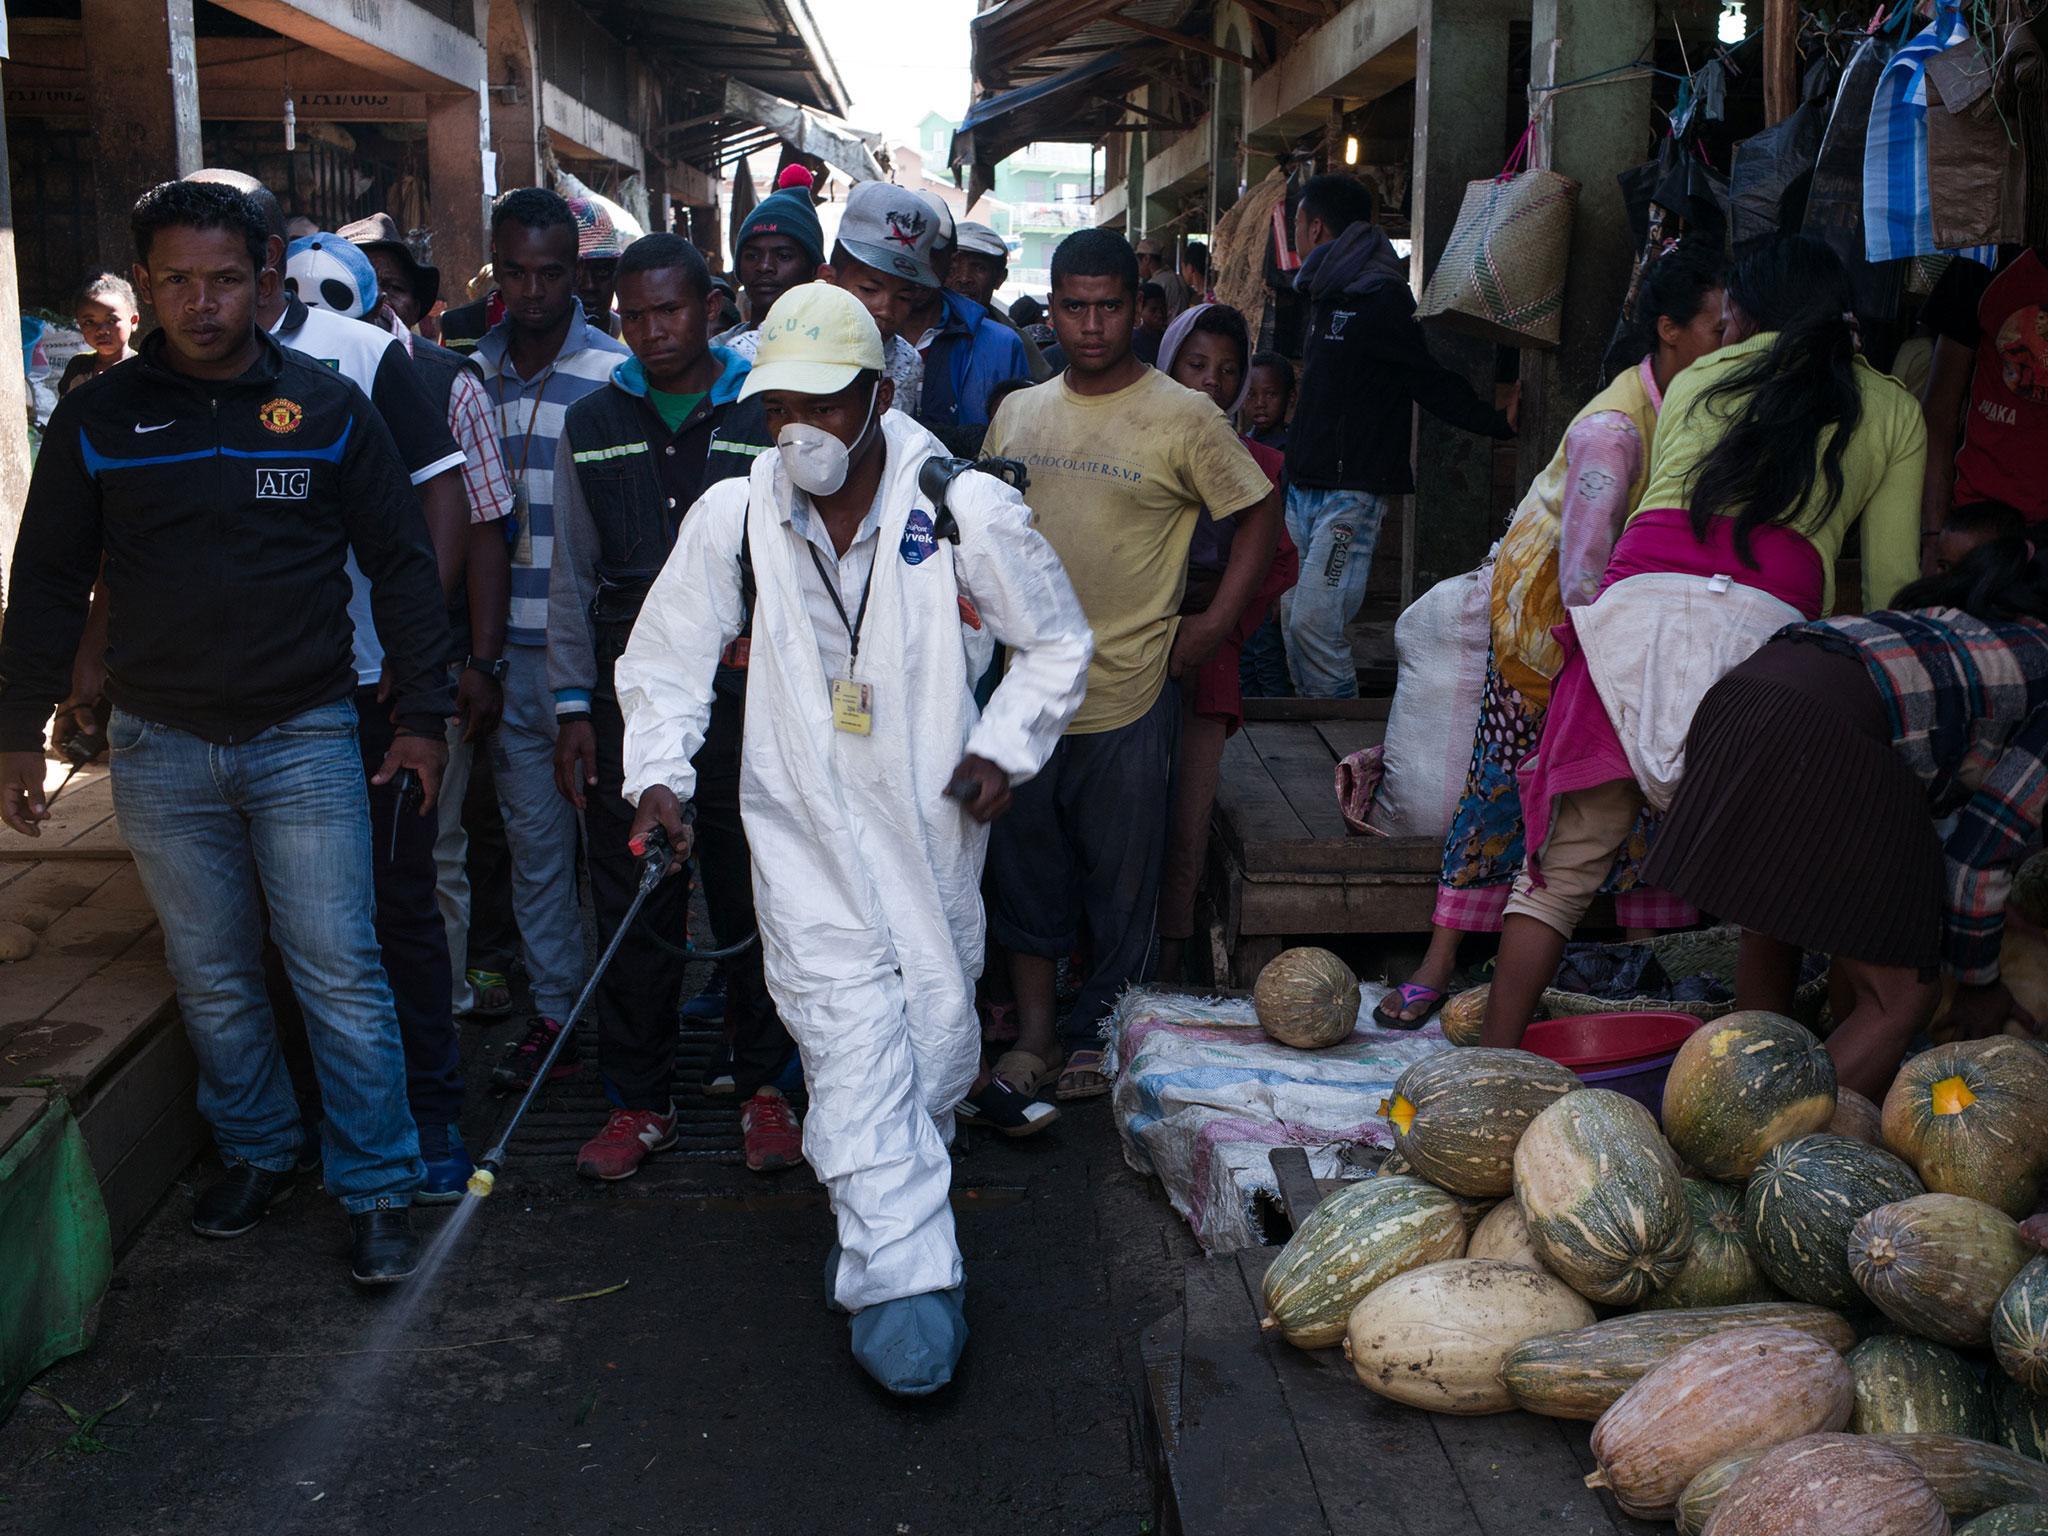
[0,1011,1194,1534]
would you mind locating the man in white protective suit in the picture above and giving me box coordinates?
[614,283,1092,1395]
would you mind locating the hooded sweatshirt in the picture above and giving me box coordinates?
[1286,220,1512,494]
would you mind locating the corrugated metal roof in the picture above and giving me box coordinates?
[971,0,1202,88]
[588,0,851,116]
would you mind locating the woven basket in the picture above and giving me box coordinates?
[1417,126,1579,349]
[1539,926,1831,1030]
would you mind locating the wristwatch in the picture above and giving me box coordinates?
[464,654,509,681]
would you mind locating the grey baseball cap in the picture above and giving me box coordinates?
[835,181,940,288]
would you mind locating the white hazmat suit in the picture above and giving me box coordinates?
[616,410,1092,1312]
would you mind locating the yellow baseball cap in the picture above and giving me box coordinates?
[738,284,886,400]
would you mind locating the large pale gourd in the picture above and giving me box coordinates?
[1256,1175,1467,1348]
[1996,1257,2048,1395]
[1585,1325,1853,1520]
[1253,946,1362,1048]
[1847,1335,1996,1438]
[1647,1180,1780,1310]
[1882,1038,2048,1219]
[1849,1193,2035,1347]
[1662,1013,1838,1180]
[1466,1196,1547,1272]
[1858,1435,2048,1521]
[1381,1047,1580,1196]
[1501,1301,1854,1421]
[1744,1133,1924,1306]
[1701,1434,1949,1536]
[1341,1258,1594,1414]
[1513,1088,1693,1304]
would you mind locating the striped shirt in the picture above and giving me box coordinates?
[1792,609,2048,983]
[473,311,629,645]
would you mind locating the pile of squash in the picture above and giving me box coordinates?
[1254,1013,2048,1534]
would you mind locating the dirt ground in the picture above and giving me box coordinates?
[0,1000,1199,1536]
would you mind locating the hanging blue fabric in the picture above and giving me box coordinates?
[1862,0,1997,267]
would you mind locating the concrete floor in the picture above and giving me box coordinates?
[0,1007,1198,1536]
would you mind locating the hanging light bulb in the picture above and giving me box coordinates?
[1717,1,1746,45]
[1343,135,1359,166]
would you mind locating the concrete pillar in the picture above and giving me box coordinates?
[0,71,32,594]
[1521,0,1655,495]
[1409,0,1517,587]
[487,0,541,192]
[82,0,201,271]
[428,92,489,306]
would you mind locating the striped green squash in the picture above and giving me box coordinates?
[1861,1434,2048,1520]
[1381,1047,1580,1197]
[1257,1175,1467,1349]
[1646,1179,1781,1310]
[1850,1192,2035,1347]
[1743,1133,1924,1307]
[1959,1507,2048,1536]
[1675,1451,1758,1536]
[1997,1257,2048,1394]
[1498,1301,1855,1420]
[1512,1088,1692,1304]
[1847,1334,1995,1437]
[1992,1373,2048,1462]
[1661,1012,1837,1181]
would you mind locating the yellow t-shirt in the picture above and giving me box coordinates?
[984,368,1273,734]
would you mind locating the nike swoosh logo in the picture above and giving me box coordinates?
[133,421,174,434]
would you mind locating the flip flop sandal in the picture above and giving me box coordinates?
[956,1078,1061,1138]
[1054,1049,1112,1102]
[989,1048,1059,1097]
[1374,982,1448,1031]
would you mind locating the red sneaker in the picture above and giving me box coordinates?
[575,1107,679,1181]
[741,1089,802,1172]
[490,1017,580,1090]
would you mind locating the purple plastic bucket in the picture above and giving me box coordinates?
[1575,1051,1681,1119]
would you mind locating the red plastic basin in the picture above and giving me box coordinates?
[1521,1012,1702,1121]
[1521,1011,1701,1070]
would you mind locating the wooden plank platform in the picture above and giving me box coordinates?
[1140,1248,1660,1536]
[1,781,196,1251]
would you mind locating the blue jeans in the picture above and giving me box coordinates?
[1282,484,1388,699]
[109,699,421,1212]
[488,642,584,1020]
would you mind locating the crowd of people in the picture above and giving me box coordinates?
[2,156,2046,1398]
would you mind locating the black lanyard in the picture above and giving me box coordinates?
[807,542,877,673]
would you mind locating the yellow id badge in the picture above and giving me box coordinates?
[830,677,873,736]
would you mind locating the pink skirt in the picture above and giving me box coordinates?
[1518,510,1826,882]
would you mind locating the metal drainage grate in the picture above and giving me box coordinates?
[498,1022,750,1166]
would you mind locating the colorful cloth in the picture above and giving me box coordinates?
[1491,358,1660,706]
[446,366,516,525]
[1862,2,1999,267]
[1790,609,2048,983]
[1433,650,1693,933]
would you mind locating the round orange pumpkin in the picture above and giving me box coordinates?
[1882,1038,2048,1218]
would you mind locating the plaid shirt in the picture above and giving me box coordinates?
[1794,610,2048,983]
[447,367,515,525]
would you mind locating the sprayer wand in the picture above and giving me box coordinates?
[467,823,678,1198]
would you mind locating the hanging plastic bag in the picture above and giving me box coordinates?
[1925,21,2042,251]
[1803,35,1902,318]
[1729,57,1839,253]
[1416,124,1580,349]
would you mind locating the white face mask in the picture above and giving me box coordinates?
[777,383,879,497]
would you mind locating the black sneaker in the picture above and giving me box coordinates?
[700,1039,737,1097]
[490,1016,579,1091]
[349,1200,419,1287]
[192,1163,298,1238]
[955,1078,1061,1139]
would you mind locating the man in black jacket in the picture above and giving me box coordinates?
[546,233,792,1181]
[0,180,448,1287]
[1284,174,1517,697]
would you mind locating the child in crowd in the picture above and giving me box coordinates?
[1935,498,2025,574]
[59,273,139,395]
[1243,351,1295,453]
[1154,302,1300,979]
[1134,281,1168,366]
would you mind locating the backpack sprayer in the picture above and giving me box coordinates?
[466,818,755,1198]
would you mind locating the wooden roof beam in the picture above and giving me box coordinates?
[1108,13,1255,69]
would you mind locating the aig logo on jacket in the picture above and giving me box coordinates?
[255,467,312,500]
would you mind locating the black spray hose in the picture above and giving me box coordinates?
[468,823,677,1198]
